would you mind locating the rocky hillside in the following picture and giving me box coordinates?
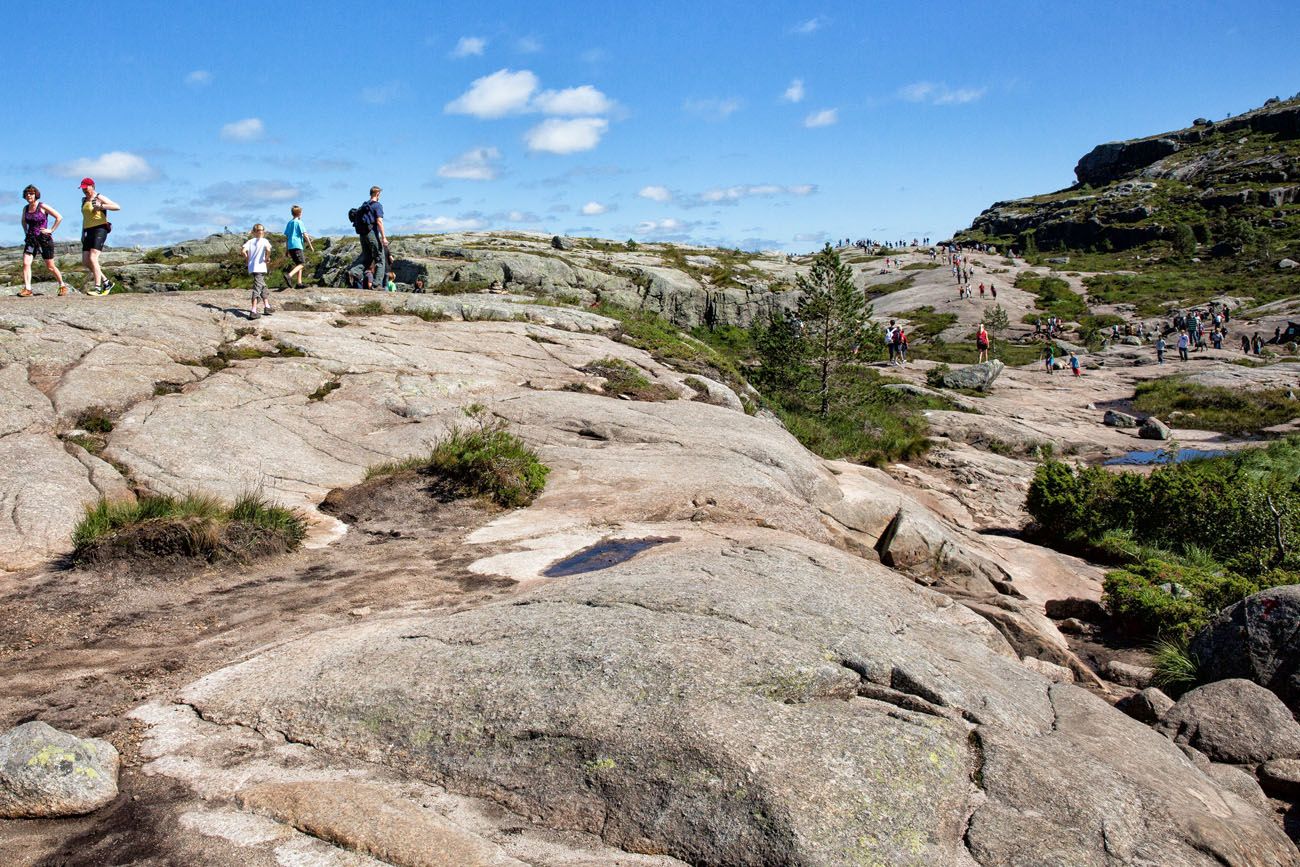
[961,95,1300,261]
[3,272,1300,863]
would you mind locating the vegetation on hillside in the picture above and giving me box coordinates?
[1133,377,1300,435]
[1026,439,1300,640]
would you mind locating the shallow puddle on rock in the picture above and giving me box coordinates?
[543,536,679,577]
[1104,448,1227,466]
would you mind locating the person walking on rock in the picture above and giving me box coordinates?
[281,205,314,289]
[1177,331,1189,361]
[1044,344,1055,375]
[1156,334,1166,364]
[242,223,273,318]
[976,323,990,363]
[18,185,69,297]
[78,178,118,295]
[1069,351,1081,377]
[353,185,388,290]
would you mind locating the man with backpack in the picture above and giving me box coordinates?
[349,186,388,290]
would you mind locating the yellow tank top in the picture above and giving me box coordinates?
[82,198,108,229]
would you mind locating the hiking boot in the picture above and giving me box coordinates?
[100,279,115,294]
[17,289,32,297]
[58,284,69,296]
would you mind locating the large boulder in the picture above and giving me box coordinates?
[1103,409,1138,428]
[1190,585,1300,711]
[939,359,1004,392]
[1157,679,1300,764]
[0,721,120,818]
[183,532,1297,866]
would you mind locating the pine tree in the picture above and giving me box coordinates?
[752,311,805,395]
[796,244,865,417]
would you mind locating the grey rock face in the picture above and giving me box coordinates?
[1158,679,1300,764]
[1139,416,1171,440]
[0,721,120,818]
[1103,409,1138,428]
[1191,585,1300,711]
[1258,757,1300,799]
[940,359,1004,391]
[183,533,1296,866]
[1118,687,1175,725]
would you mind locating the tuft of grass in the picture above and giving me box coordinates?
[353,300,386,315]
[75,408,114,434]
[274,342,307,358]
[153,381,184,397]
[71,490,306,566]
[1151,638,1200,695]
[582,357,678,401]
[365,414,549,507]
[308,379,341,401]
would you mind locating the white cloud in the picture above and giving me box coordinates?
[516,35,543,53]
[803,108,838,128]
[581,201,608,216]
[898,81,986,105]
[699,184,817,204]
[185,70,212,87]
[52,151,158,183]
[221,117,265,141]
[406,215,485,232]
[437,147,502,181]
[639,185,672,203]
[794,231,828,244]
[635,218,696,235]
[452,36,486,58]
[446,68,539,118]
[683,97,742,120]
[524,117,608,154]
[794,16,824,34]
[197,179,307,208]
[533,85,615,116]
[782,79,805,103]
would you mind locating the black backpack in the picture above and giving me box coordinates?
[348,201,372,235]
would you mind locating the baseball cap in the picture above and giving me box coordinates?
[79,178,95,189]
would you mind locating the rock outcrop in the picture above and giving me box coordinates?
[960,96,1300,255]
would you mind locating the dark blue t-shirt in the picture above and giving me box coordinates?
[367,201,383,229]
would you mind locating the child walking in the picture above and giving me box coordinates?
[282,205,314,289]
[242,224,273,318]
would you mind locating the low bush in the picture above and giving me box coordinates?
[925,363,951,389]
[1151,638,1201,695]
[1014,272,1087,321]
[1103,558,1258,639]
[72,490,305,567]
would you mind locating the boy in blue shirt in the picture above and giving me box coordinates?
[282,205,314,289]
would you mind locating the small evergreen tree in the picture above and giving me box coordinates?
[751,311,805,395]
[797,244,865,417]
[986,303,1010,336]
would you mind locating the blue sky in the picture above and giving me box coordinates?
[3,0,1297,251]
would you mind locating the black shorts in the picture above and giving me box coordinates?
[288,248,305,265]
[82,224,110,252]
[23,233,55,260]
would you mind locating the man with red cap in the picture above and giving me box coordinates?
[79,178,119,295]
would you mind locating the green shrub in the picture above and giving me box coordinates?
[75,408,114,434]
[1014,273,1087,321]
[1133,377,1300,435]
[582,357,677,401]
[1103,558,1258,639]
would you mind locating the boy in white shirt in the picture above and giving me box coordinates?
[242,224,273,318]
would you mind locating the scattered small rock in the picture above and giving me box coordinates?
[1045,597,1108,623]
[1138,417,1171,440]
[1103,410,1138,428]
[1117,687,1175,725]
[1258,757,1300,799]
[1104,660,1155,689]
[0,721,120,818]
[1056,617,1089,635]
[1278,258,1298,270]
[551,236,575,251]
